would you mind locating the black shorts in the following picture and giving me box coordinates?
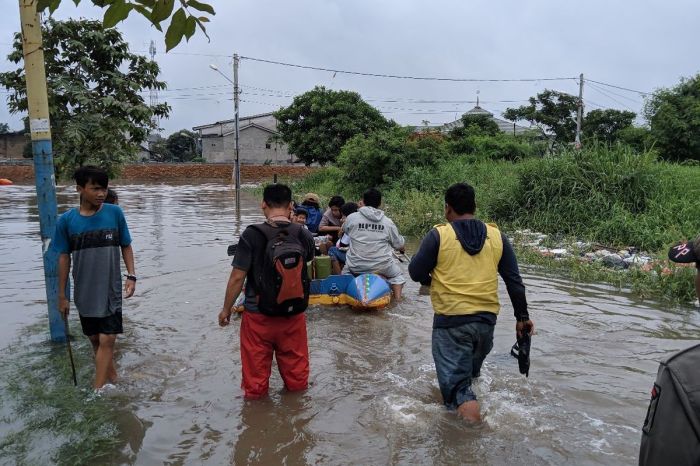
[79,312,123,336]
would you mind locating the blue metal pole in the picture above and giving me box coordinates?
[19,0,64,342]
[33,139,63,341]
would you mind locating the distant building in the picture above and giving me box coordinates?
[192,112,292,164]
[0,131,28,159]
[442,104,530,135]
[135,133,163,162]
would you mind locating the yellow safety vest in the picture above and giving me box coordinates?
[430,222,503,316]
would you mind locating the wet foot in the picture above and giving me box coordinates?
[457,400,482,425]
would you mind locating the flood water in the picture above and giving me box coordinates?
[1,183,699,465]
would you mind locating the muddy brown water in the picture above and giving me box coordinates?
[1,183,699,465]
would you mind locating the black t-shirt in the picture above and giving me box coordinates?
[232,220,315,312]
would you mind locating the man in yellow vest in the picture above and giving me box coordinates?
[408,183,534,423]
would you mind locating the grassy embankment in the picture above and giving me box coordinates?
[292,146,700,303]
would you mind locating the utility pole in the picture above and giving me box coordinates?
[575,73,584,149]
[18,0,64,341]
[233,53,241,215]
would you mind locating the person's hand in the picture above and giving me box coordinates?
[218,308,233,327]
[124,278,136,298]
[58,295,70,317]
[516,319,534,339]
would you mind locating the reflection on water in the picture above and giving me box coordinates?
[1,183,699,465]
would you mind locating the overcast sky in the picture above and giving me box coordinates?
[1,0,699,135]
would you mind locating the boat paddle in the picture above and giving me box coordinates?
[62,314,78,386]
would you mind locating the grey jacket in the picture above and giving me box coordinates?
[344,206,405,272]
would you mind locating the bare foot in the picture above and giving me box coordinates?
[457,400,482,424]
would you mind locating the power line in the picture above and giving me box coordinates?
[240,55,578,83]
[587,82,637,112]
[586,78,651,96]
[585,81,643,105]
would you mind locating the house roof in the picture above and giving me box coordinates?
[222,122,278,137]
[192,112,276,131]
[442,105,530,135]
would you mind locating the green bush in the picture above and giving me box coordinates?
[336,126,448,191]
[448,133,542,161]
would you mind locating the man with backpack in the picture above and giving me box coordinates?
[218,184,315,399]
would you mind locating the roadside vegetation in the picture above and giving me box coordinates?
[282,77,700,303]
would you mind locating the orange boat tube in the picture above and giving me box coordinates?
[0,178,13,185]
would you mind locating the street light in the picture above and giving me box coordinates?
[209,57,241,215]
[209,64,234,85]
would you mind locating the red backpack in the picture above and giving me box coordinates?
[249,222,310,316]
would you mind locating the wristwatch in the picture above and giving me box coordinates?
[125,274,137,282]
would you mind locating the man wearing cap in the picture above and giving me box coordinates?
[668,235,700,300]
[301,193,322,233]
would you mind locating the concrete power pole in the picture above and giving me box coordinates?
[18,0,64,341]
[575,73,584,149]
[233,53,241,215]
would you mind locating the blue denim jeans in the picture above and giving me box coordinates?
[328,246,346,264]
[432,321,495,409]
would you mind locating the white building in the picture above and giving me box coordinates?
[192,112,292,164]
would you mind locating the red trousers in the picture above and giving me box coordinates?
[240,311,309,399]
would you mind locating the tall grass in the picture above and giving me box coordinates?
[294,143,699,302]
[294,144,700,252]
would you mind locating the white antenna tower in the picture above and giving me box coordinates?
[149,40,160,133]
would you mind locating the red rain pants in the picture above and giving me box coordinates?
[240,311,309,399]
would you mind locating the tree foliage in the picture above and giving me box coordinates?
[644,74,700,161]
[150,129,200,162]
[337,126,447,189]
[0,19,170,176]
[0,123,10,134]
[582,109,636,144]
[36,0,216,52]
[166,129,200,161]
[274,86,391,165]
[504,90,579,144]
[449,113,500,138]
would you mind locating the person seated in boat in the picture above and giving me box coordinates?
[342,188,406,299]
[301,193,323,233]
[292,207,309,228]
[328,202,358,274]
[319,195,345,243]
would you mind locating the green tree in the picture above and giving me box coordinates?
[36,0,216,52]
[617,125,654,153]
[0,19,170,176]
[0,123,10,134]
[504,90,579,144]
[337,126,447,189]
[166,129,200,162]
[582,109,636,144]
[274,86,391,165]
[644,74,700,161]
[450,113,500,138]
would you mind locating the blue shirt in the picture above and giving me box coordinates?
[52,204,132,317]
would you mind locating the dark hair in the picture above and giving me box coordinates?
[445,183,476,215]
[74,165,108,188]
[105,189,118,204]
[362,188,382,208]
[294,207,308,218]
[341,202,359,217]
[329,195,345,208]
[263,183,292,208]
